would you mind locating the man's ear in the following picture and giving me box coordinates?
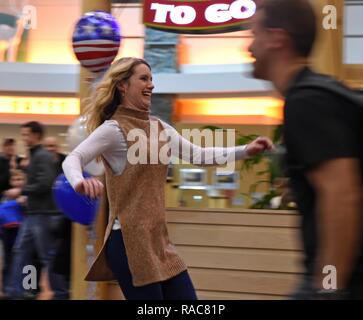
[269,29,290,51]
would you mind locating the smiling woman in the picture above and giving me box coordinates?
[62,56,273,300]
[117,63,154,112]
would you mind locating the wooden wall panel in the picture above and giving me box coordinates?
[176,246,303,273]
[189,268,299,296]
[167,209,300,228]
[163,209,303,299]
[168,224,301,251]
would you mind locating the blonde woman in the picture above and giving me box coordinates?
[62,57,273,300]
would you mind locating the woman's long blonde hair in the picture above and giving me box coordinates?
[84,57,151,133]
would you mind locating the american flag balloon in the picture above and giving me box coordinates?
[72,11,121,73]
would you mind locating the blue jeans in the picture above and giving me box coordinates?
[1,227,19,296]
[106,229,197,300]
[8,215,69,299]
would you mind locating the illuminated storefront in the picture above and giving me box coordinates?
[0,0,362,201]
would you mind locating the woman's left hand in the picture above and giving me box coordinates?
[4,188,21,199]
[16,196,27,205]
[245,137,275,157]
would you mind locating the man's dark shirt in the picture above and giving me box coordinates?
[22,144,58,214]
[284,67,363,296]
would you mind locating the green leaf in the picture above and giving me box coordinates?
[272,125,283,143]
[201,125,226,132]
[236,134,259,146]
[249,180,271,194]
[257,170,269,176]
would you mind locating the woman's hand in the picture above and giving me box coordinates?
[75,178,104,199]
[245,136,275,157]
[16,196,27,205]
[4,188,21,199]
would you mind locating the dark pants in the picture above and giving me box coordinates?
[1,227,19,295]
[52,217,72,280]
[8,215,69,299]
[106,229,197,300]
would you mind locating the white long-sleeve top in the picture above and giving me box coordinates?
[63,119,249,189]
[62,119,248,229]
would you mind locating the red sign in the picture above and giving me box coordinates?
[143,0,257,34]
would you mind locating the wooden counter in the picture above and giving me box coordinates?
[95,208,303,300]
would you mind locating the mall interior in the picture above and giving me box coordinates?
[0,0,362,300]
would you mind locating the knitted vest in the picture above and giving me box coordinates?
[85,107,186,286]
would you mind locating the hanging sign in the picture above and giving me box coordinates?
[143,0,257,34]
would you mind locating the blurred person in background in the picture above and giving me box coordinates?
[0,138,22,196]
[249,0,363,299]
[43,136,71,299]
[5,122,69,300]
[0,169,26,299]
[0,138,23,298]
[43,137,66,175]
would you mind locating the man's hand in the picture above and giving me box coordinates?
[245,136,274,157]
[4,188,21,199]
[75,178,104,199]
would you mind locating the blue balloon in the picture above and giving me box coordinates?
[52,173,100,225]
[0,200,23,228]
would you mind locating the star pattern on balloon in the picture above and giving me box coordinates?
[82,24,96,35]
[100,24,113,35]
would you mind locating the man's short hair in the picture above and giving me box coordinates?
[21,121,45,139]
[260,0,317,57]
[3,138,15,147]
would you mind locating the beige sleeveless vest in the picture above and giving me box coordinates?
[85,107,187,286]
